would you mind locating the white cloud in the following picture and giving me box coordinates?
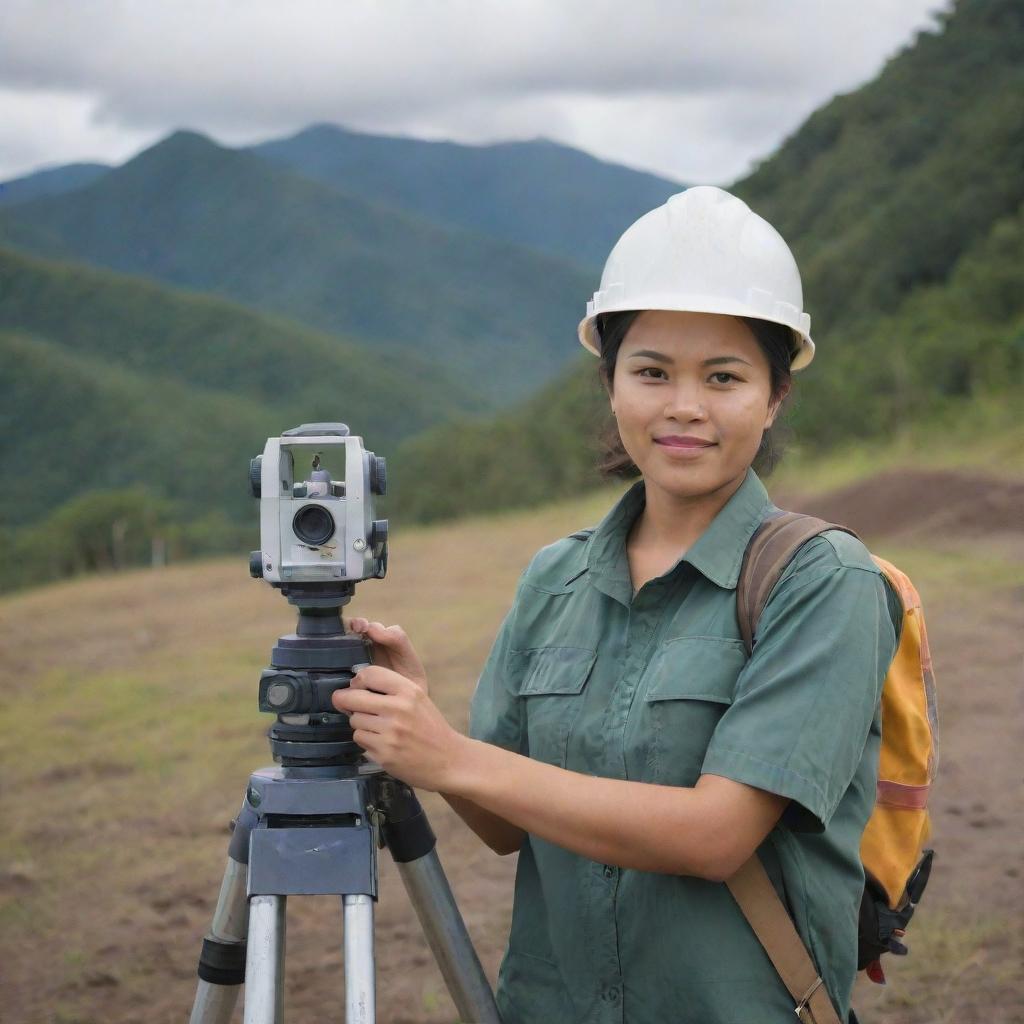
[0,0,950,182]
[0,87,159,176]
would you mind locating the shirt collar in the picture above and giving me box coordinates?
[585,469,773,592]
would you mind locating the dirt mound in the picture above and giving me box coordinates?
[776,468,1024,541]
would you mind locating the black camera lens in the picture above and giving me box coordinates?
[293,504,335,546]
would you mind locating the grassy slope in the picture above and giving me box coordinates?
[770,395,1024,495]
[1,459,1020,1022]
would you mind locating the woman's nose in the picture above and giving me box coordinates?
[663,382,708,422]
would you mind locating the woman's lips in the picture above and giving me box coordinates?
[654,435,716,448]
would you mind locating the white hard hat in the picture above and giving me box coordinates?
[578,185,815,371]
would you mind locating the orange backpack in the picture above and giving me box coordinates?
[728,512,938,1024]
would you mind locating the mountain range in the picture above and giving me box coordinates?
[0,119,683,586]
[1,130,610,403]
[2,0,1020,586]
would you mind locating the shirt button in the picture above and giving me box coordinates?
[604,987,621,1004]
[603,865,615,879]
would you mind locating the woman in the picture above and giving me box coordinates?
[333,186,900,1024]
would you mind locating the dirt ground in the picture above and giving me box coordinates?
[1,470,1020,1023]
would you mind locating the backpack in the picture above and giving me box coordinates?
[727,511,938,1024]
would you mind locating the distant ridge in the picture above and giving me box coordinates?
[0,161,109,207]
[252,123,685,267]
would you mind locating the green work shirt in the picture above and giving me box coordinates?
[469,469,901,1024]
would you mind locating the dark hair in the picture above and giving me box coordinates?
[594,310,795,478]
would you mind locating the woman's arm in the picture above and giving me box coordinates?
[441,793,525,856]
[451,740,785,880]
[333,667,786,880]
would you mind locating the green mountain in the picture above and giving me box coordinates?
[729,0,1024,443]
[252,125,683,267]
[3,131,595,404]
[0,245,484,538]
[388,0,1024,522]
[732,0,1024,335]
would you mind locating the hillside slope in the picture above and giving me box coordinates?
[389,0,1024,521]
[0,246,485,550]
[732,0,1024,333]
[0,245,477,432]
[0,467,1020,1023]
[0,328,274,523]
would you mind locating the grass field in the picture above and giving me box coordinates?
[1,467,1021,1023]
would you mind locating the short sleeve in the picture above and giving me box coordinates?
[468,573,528,754]
[701,534,899,831]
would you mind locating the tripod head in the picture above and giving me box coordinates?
[247,424,389,770]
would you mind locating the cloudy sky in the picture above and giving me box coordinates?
[1,0,950,185]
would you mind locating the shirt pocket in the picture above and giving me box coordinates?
[512,646,597,768]
[639,636,746,787]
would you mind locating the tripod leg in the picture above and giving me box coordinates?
[343,894,376,1024]
[190,855,250,1024]
[244,895,286,1024]
[378,781,499,1024]
[397,852,501,1024]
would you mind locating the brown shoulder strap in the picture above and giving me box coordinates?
[732,510,861,1022]
[737,511,858,653]
[726,859,843,1024]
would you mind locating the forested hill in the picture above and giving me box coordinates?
[0,245,489,588]
[732,0,1024,442]
[733,0,1024,333]
[390,0,1024,523]
[0,119,687,593]
[2,130,594,404]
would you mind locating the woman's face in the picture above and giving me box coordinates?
[608,310,785,502]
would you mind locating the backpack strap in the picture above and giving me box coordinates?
[729,510,860,1023]
[736,511,858,653]
[726,860,842,1024]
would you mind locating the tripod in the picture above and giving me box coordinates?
[188,585,501,1024]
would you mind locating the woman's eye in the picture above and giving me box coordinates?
[710,371,737,385]
[637,367,666,379]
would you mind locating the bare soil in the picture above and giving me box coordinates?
[776,467,1024,541]
[1,470,1020,1023]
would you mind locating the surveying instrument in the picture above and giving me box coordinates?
[188,424,501,1024]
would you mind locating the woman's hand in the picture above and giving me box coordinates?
[331,666,469,792]
[347,618,429,693]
